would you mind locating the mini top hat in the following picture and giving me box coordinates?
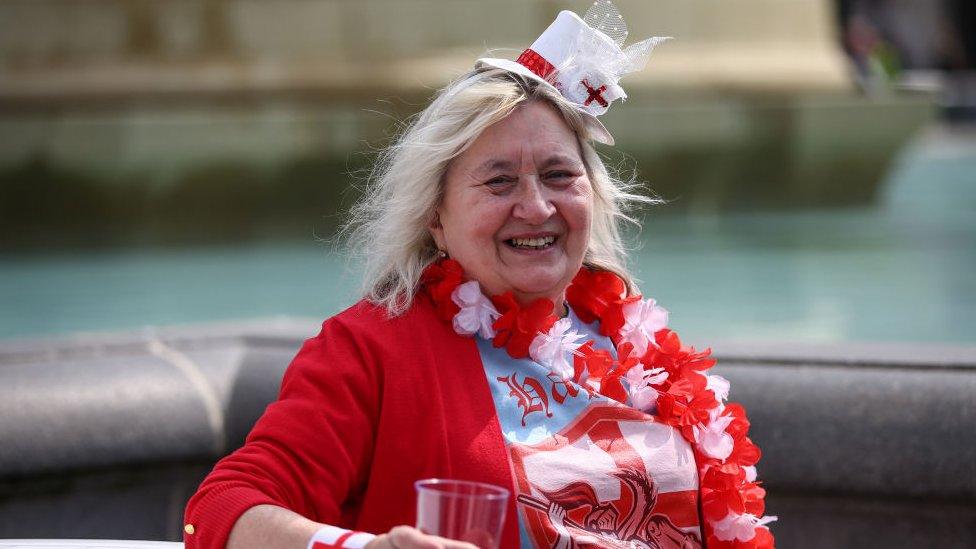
[477,0,669,145]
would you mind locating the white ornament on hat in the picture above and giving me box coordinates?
[477,0,669,144]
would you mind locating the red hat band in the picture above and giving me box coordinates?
[515,49,557,81]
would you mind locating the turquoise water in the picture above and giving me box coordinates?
[1,127,974,344]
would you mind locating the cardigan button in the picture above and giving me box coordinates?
[184,524,195,535]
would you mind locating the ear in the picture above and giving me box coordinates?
[428,209,446,252]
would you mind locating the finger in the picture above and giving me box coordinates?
[389,526,481,549]
[388,525,441,549]
[428,536,479,549]
[428,531,486,549]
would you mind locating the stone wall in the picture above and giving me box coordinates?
[1,321,974,547]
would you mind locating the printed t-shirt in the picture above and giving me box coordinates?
[476,309,704,548]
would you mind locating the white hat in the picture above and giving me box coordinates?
[477,0,669,145]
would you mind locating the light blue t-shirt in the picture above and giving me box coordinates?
[476,308,704,548]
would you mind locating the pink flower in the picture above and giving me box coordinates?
[624,364,668,411]
[529,318,586,380]
[694,375,733,459]
[707,374,731,403]
[451,281,499,339]
[743,465,758,483]
[711,512,778,543]
[695,412,735,460]
[619,297,669,356]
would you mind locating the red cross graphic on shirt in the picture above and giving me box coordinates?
[582,80,608,107]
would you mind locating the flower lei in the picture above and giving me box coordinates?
[422,259,776,548]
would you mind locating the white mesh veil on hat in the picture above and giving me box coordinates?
[477,0,670,145]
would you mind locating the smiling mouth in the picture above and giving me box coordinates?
[505,235,557,250]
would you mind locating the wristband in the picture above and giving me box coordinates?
[307,524,376,549]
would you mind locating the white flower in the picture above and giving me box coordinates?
[529,318,587,380]
[692,375,734,458]
[618,298,669,357]
[694,413,735,460]
[711,512,778,542]
[624,364,668,412]
[706,374,730,403]
[743,465,758,483]
[451,281,499,339]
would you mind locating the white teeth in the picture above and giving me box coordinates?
[510,236,555,248]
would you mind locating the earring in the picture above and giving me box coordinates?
[438,249,448,258]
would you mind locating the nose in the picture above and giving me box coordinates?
[512,175,556,224]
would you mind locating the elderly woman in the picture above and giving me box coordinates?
[184,3,774,549]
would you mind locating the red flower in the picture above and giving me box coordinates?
[420,259,464,321]
[572,342,645,405]
[578,344,613,379]
[657,383,717,429]
[599,368,628,404]
[599,294,641,339]
[741,482,768,517]
[707,538,733,549]
[656,327,682,354]
[749,527,775,548]
[491,293,556,359]
[667,370,710,402]
[566,269,626,324]
[707,527,775,549]
[729,437,762,468]
[643,329,716,377]
[574,343,613,399]
[722,403,752,440]
[642,332,720,431]
[704,436,762,479]
[573,341,596,382]
[615,342,641,373]
[595,342,639,404]
[754,527,775,548]
[701,467,766,521]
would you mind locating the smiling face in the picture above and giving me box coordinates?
[430,100,593,306]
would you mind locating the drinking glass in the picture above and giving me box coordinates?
[414,479,509,549]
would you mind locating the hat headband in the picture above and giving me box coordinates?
[477,0,669,145]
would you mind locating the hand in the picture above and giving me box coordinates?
[365,525,479,549]
[547,501,567,527]
[547,502,570,540]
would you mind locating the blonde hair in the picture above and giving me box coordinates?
[342,68,652,316]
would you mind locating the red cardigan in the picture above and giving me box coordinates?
[183,297,520,548]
